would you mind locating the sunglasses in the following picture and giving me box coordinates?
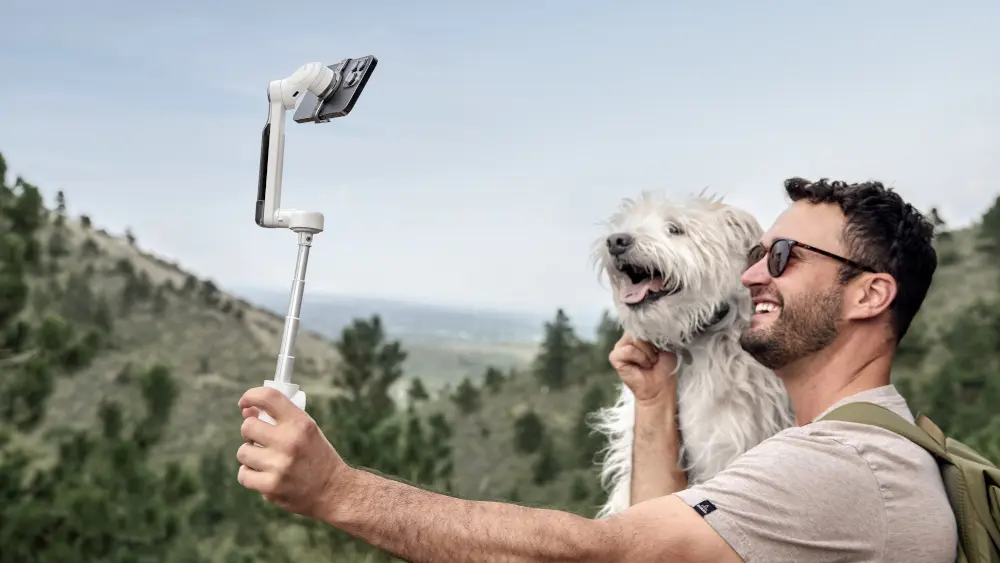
[747,238,875,278]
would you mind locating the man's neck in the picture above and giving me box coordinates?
[777,330,895,426]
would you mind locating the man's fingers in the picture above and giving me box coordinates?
[611,344,655,370]
[239,387,295,422]
[236,441,275,472]
[613,333,657,365]
[631,339,658,362]
[241,415,279,447]
[237,463,276,494]
[242,407,259,419]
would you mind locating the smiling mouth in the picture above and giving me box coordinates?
[616,262,683,306]
[750,301,782,325]
[753,302,781,314]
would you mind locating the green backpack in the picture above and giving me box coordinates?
[820,402,1000,563]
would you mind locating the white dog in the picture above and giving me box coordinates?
[588,191,794,518]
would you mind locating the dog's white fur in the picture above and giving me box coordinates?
[588,191,794,518]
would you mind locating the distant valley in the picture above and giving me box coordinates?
[234,288,606,396]
[236,288,549,344]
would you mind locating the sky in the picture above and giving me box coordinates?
[2,0,998,319]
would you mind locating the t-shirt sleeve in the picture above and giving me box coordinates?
[672,427,887,563]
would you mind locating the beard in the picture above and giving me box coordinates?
[739,284,843,371]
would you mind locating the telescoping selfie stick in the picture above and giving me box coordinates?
[254,57,378,425]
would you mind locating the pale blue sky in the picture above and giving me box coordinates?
[2,0,997,317]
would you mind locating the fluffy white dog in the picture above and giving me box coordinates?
[588,191,794,518]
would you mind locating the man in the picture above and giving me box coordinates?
[236,177,958,562]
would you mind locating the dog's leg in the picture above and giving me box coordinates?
[590,383,636,518]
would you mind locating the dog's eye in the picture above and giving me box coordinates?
[668,224,684,235]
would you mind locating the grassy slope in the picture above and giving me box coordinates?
[24,212,538,466]
[25,215,338,462]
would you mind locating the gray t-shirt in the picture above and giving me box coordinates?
[674,385,958,563]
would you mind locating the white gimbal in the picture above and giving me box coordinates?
[254,57,378,424]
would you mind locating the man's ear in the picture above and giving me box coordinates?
[845,272,897,321]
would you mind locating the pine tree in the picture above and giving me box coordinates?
[513,409,546,454]
[452,376,481,415]
[979,195,1000,258]
[483,365,505,393]
[531,438,562,485]
[570,473,591,502]
[574,382,610,468]
[407,376,430,403]
[533,308,579,390]
[332,315,406,419]
[595,310,623,362]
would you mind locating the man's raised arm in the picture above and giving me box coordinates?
[608,334,689,504]
[327,466,739,563]
[235,386,743,563]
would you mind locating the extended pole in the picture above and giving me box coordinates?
[274,230,314,385]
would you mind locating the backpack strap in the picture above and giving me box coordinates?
[819,401,949,460]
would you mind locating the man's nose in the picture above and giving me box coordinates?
[606,233,634,256]
[741,253,771,288]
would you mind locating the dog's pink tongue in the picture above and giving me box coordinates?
[620,277,663,304]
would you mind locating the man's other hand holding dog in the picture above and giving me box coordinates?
[609,333,689,503]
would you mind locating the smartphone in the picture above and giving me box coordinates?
[293,56,378,123]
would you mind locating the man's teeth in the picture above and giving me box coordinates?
[754,303,779,314]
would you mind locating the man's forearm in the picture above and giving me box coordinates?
[323,467,624,563]
[631,399,688,505]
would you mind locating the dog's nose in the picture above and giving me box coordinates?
[606,233,634,256]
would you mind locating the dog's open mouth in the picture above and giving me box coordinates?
[616,262,683,306]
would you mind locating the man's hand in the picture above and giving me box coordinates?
[236,387,352,521]
[610,333,687,502]
[609,332,679,406]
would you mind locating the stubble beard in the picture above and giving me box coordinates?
[740,286,844,371]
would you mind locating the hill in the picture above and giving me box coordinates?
[0,150,581,562]
[16,202,339,462]
[10,191,542,462]
[5,146,1000,562]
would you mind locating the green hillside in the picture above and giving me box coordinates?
[3,149,999,562]
[6,182,537,461]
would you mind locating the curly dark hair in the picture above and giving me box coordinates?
[783,177,937,343]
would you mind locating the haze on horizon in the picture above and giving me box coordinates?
[2,0,997,319]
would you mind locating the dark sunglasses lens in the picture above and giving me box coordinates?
[768,240,790,276]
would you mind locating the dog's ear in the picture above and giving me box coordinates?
[719,206,763,254]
